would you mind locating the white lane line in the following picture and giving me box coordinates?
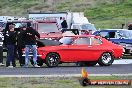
[0,74,132,77]
[113,59,132,64]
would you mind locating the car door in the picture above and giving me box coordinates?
[90,37,104,60]
[67,37,94,61]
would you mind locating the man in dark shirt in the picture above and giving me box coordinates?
[17,26,26,66]
[5,23,17,67]
[23,27,40,67]
[61,17,68,32]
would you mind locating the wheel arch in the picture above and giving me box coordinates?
[99,51,114,60]
[45,52,61,67]
[98,51,114,66]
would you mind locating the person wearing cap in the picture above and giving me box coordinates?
[23,26,40,67]
[17,25,27,66]
[5,23,17,67]
[0,27,4,66]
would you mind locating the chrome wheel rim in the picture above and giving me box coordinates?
[102,53,112,64]
[47,54,59,66]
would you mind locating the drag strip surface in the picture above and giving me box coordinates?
[0,64,131,75]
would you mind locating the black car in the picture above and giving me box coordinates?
[93,29,132,55]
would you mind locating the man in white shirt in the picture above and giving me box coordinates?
[59,31,75,45]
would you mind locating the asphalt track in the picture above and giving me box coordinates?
[0,63,132,76]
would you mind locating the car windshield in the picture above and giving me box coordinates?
[81,24,96,31]
[37,23,59,33]
[14,23,28,28]
[118,30,132,39]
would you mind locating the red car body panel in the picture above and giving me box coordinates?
[37,35,124,62]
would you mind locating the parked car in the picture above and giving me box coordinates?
[93,29,132,55]
[36,35,124,67]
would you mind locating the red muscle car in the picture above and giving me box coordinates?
[37,35,124,67]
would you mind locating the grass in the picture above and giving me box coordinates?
[0,76,131,88]
[0,0,132,29]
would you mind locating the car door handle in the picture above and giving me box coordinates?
[88,46,92,47]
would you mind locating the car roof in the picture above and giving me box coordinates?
[98,29,128,32]
[100,29,127,31]
[63,35,100,38]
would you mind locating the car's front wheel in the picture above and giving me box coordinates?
[45,53,60,67]
[98,52,114,66]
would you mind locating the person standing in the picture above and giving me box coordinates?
[61,17,68,32]
[23,26,40,67]
[58,17,63,30]
[0,27,4,66]
[5,23,17,67]
[17,26,26,67]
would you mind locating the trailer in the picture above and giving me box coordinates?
[28,12,97,34]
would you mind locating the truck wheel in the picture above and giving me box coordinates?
[98,52,114,66]
[45,53,60,67]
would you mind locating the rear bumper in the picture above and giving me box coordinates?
[22,54,42,57]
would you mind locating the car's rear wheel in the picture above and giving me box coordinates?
[98,52,114,66]
[45,53,60,67]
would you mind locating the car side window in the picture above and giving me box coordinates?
[73,38,90,45]
[99,32,116,38]
[91,37,102,45]
[109,32,115,38]
[99,32,109,38]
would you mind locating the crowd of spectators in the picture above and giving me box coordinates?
[0,23,40,68]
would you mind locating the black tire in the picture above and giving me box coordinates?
[45,53,60,67]
[30,57,43,66]
[98,52,114,66]
[85,61,97,66]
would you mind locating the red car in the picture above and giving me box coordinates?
[37,35,124,67]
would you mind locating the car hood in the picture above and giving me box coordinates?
[110,38,132,44]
